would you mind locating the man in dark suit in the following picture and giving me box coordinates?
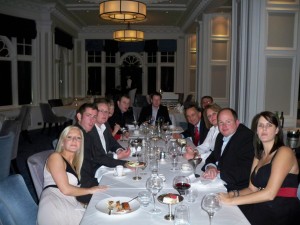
[174,104,208,146]
[138,91,172,125]
[90,99,131,169]
[108,94,134,137]
[74,103,100,204]
[202,108,254,191]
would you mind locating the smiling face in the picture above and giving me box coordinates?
[217,109,239,137]
[257,116,278,144]
[185,107,201,126]
[63,128,82,153]
[206,108,218,126]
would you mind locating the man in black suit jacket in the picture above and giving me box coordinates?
[74,103,100,204]
[138,92,172,125]
[174,104,208,146]
[108,94,134,137]
[202,108,254,191]
[92,100,131,169]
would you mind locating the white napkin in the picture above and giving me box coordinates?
[193,177,227,191]
[94,166,110,183]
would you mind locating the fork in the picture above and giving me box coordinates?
[108,205,113,215]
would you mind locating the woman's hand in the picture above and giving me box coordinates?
[218,192,234,205]
[203,166,219,179]
[183,146,195,159]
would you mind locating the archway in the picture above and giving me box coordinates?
[119,53,143,94]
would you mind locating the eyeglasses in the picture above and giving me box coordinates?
[218,120,234,126]
[258,123,274,129]
[66,136,82,142]
[207,112,217,120]
[98,109,109,115]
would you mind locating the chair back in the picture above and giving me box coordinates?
[0,132,14,180]
[48,98,63,107]
[128,88,137,107]
[39,103,60,123]
[27,150,54,199]
[16,105,31,131]
[0,120,21,160]
[0,174,38,225]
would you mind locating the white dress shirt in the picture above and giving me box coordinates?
[195,126,219,161]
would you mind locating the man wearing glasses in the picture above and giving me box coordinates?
[202,108,254,192]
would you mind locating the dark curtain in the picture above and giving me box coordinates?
[85,39,104,51]
[0,13,37,39]
[147,67,156,94]
[55,28,73,50]
[87,67,101,95]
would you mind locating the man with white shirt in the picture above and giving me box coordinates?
[202,108,254,191]
[90,99,131,169]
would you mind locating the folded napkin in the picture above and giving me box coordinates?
[94,166,110,183]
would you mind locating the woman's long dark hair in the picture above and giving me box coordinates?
[252,111,284,159]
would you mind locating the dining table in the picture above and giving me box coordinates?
[79,136,250,225]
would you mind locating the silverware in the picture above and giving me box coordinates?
[128,196,138,203]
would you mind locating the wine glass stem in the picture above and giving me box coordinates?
[209,214,213,225]
[152,194,156,211]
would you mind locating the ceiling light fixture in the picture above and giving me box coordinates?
[99,0,147,23]
[113,23,144,42]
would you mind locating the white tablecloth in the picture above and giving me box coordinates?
[52,106,78,121]
[169,110,186,127]
[80,151,250,225]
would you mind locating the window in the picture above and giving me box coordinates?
[88,51,101,63]
[161,67,174,92]
[161,52,174,63]
[0,61,12,106]
[147,52,156,63]
[17,38,32,55]
[87,67,101,95]
[106,52,116,63]
[18,61,32,104]
[147,67,156,94]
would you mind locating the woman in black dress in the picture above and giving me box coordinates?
[219,111,300,225]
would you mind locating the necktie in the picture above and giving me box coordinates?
[194,125,200,146]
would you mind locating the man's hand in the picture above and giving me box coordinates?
[116,147,131,159]
[202,166,219,179]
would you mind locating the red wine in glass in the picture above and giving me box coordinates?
[173,176,191,195]
[174,183,191,195]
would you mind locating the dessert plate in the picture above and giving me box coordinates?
[95,197,140,215]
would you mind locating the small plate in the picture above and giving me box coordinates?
[95,197,140,216]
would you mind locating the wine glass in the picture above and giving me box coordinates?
[173,176,191,196]
[174,204,190,225]
[201,193,221,225]
[146,175,164,214]
[138,152,148,175]
[163,130,172,150]
[168,141,180,171]
[133,119,138,130]
[177,138,187,156]
[138,191,152,207]
[187,156,202,178]
[120,127,128,141]
[130,138,142,158]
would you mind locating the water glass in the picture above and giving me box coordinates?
[138,191,152,207]
[174,204,190,225]
[185,188,198,203]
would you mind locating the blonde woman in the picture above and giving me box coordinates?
[37,126,107,225]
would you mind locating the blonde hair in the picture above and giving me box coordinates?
[203,103,222,129]
[55,126,84,179]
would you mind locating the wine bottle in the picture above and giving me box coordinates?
[279,112,284,128]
